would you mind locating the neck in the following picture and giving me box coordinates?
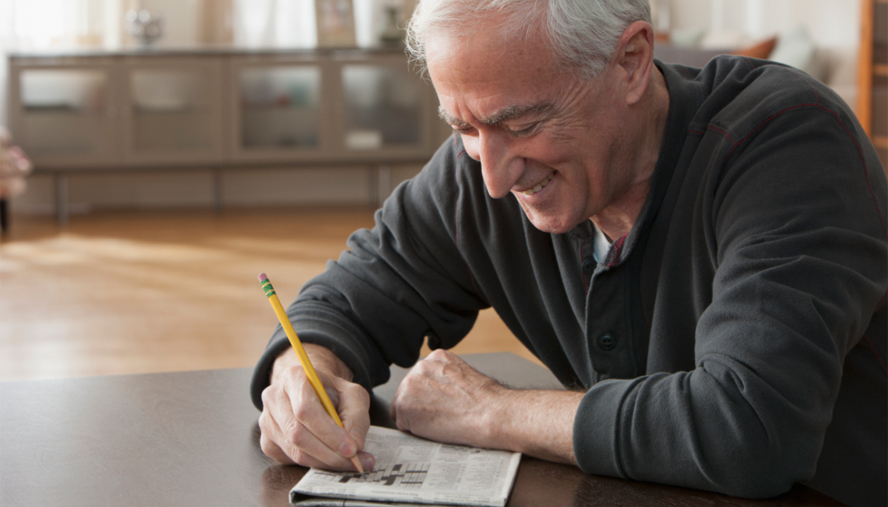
[591,66,670,241]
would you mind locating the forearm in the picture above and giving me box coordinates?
[485,387,584,465]
[391,350,584,465]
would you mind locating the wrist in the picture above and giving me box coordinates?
[475,380,514,448]
[270,343,354,385]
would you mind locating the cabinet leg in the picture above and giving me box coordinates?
[367,166,379,208]
[55,173,69,228]
[377,165,392,206]
[0,199,8,234]
[213,168,223,213]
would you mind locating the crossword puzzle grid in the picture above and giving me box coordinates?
[314,463,430,488]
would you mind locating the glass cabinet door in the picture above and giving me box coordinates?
[124,58,224,164]
[16,66,118,166]
[340,63,423,151]
[237,65,322,155]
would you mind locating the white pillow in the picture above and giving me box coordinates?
[769,25,816,72]
[700,30,753,50]
[670,27,707,48]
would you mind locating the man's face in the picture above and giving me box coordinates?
[427,23,632,235]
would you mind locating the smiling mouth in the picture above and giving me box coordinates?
[520,171,555,196]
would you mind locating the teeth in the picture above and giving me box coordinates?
[522,172,555,196]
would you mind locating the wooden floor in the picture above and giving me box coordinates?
[0,208,537,382]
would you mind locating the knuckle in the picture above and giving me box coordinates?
[428,349,448,360]
[262,382,287,405]
[259,436,271,455]
[413,359,433,374]
[260,386,275,406]
[292,400,313,422]
[284,420,307,447]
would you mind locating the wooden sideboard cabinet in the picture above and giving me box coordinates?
[10,55,122,168]
[229,50,442,165]
[7,48,450,222]
[9,53,229,168]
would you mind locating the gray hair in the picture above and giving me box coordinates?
[405,0,651,80]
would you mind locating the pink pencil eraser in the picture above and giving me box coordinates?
[258,273,268,282]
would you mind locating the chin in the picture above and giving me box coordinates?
[525,213,580,235]
[518,199,586,234]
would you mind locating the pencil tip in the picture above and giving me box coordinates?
[258,273,267,282]
[352,456,365,474]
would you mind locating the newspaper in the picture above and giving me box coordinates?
[291,426,522,507]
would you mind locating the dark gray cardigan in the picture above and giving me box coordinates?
[251,57,887,507]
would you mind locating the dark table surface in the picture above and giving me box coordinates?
[0,353,846,506]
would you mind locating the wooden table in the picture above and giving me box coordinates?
[0,353,845,506]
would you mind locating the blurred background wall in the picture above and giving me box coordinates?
[0,0,869,217]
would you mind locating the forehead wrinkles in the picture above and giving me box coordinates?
[428,14,558,129]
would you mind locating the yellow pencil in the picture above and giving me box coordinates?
[258,273,364,473]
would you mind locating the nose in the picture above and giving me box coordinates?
[463,130,523,199]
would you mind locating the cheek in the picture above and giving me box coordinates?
[526,128,580,162]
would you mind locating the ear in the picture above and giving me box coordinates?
[612,20,655,106]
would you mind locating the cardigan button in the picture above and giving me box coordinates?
[599,333,617,351]
[582,258,596,274]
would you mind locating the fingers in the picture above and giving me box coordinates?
[258,421,295,464]
[330,375,372,449]
[258,363,373,471]
[260,379,353,469]
[259,411,375,471]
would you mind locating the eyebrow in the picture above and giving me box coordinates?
[438,102,556,128]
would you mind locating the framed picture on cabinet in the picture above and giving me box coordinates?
[316,0,356,47]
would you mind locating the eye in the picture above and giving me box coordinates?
[452,124,477,136]
[506,123,538,137]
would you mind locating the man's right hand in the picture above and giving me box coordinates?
[258,344,374,472]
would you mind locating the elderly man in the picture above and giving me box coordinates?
[250,1,887,506]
